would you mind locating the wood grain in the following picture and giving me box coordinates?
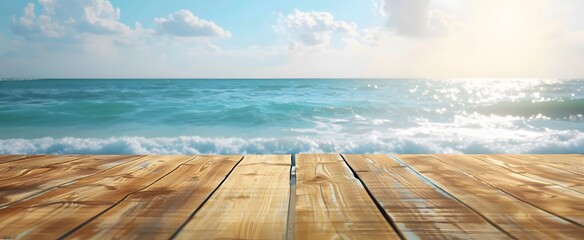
[0,155,44,164]
[175,155,290,240]
[295,154,400,239]
[343,154,510,239]
[67,155,242,239]
[0,155,195,239]
[0,155,88,181]
[0,155,144,207]
[396,154,584,239]
[472,154,584,193]
[430,154,584,226]
[0,154,582,238]
[515,154,584,176]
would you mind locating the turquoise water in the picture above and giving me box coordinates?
[1,78,583,154]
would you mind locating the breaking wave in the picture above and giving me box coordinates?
[2,79,584,154]
[1,131,583,155]
[474,98,584,119]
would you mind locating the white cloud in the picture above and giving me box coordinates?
[276,9,357,48]
[11,0,135,41]
[383,0,430,36]
[154,10,231,38]
[82,0,130,34]
[427,9,456,34]
[259,0,584,78]
[10,1,229,55]
[361,27,388,46]
[381,0,456,36]
[357,0,584,78]
[18,3,36,28]
[4,0,584,78]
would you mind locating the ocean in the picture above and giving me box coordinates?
[1,78,583,154]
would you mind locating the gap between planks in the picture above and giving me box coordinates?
[168,155,245,239]
[0,155,148,208]
[174,155,291,239]
[340,154,406,240]
[286,154,297,240]
[1,154,582,239]
[64,155,245,239]
[427,154,584,227]
[60,155,201,239]
[387,154,516,239]
[294,154,400,239]
[395,154,584,239]
[0,155,197,239]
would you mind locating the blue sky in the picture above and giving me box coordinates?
[1,0,584,78]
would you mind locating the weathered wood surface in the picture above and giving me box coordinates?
[396,154,584,239]
[0,155,195,239]
[0,154,582,239]
[175,155,291,240]
[0,155,144,207]
[0,155,44,164]
[512,154,584,176]
[67,155,242,239]
[295,154,400,239]
[0,155,88,181]
[472,154,584,193]
[430,154,584,226]
[343,154,510,239]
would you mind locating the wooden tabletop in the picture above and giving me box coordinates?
[0,154,582,239]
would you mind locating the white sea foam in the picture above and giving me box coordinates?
[0,78,38,81]
[1,79,583,155]
[1,112,582,155]
[1,128,582,155]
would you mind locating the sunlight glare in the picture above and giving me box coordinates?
[494,5,528,38]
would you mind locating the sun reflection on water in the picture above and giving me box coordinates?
[409,78,568,108]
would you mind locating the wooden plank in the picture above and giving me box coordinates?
[175,155,290,240]
[0,155,195,239]
[343,154,510,239]
[509,154,584,176]
[294,154,400,239]
[0,155,89,181]
[473,154,584,193]
[396,154,584,239]
[0,155,144,207]
[0,155,45,164]
[67,155,242,239]
[536,154,584,165]
[0,155,88,180]
[430,154,584,226]
[537,154,584,175]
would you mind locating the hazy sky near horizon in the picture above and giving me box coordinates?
[1,0,584,78]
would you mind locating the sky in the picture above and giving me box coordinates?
[1,0,584,78]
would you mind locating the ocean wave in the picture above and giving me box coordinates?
[2,79,584,154]
[1,131,583,155]
[0,78,39,81]
[473,98,584,119]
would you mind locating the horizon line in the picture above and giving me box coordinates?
[1,77,577,81]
